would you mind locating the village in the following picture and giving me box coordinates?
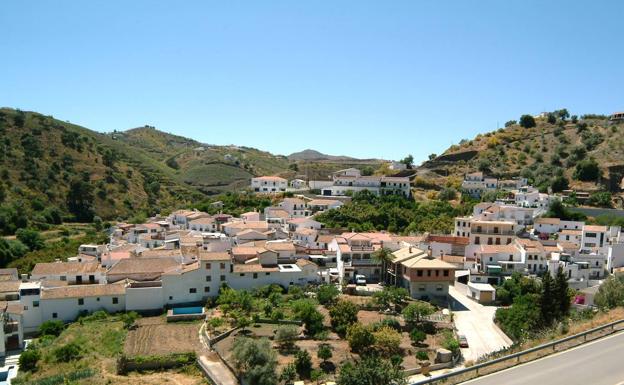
[2,162,624,385]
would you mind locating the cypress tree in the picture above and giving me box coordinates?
[554,267,570,318]
[540,272,556,326]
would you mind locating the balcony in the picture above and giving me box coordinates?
[4,321,19,334]
[472,229,516,235]
[350,245,374,251]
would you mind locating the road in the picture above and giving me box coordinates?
[449,285,512,362]
[464,332,624,385]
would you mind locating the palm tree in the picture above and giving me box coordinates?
[372,247,394,285]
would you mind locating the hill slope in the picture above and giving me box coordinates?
[419,112,624,194]
[0,108,387,234]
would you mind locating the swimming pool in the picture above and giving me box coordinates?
[172,306,204,315]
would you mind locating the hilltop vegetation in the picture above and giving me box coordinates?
[421,110,624,199]
[0,108,384,236]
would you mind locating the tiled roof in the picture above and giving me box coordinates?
[199,252,231,261]
[32,261,103,276]
[40,283,126,300]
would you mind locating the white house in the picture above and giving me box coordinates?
[251,176,288,193]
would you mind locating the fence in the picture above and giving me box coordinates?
[410,319,624,384]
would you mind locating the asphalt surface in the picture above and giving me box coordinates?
[464,331,624,385]
[449,285,512,361]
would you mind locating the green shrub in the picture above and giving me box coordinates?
[53,341,82,362]
[39,320,64,337]
[19,348,40,371]
[416,350,429,360]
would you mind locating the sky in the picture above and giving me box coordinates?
[1,1,623,162]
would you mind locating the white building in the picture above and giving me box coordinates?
[251,176,288,193]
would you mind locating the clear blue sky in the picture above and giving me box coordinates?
[1,1,622,162]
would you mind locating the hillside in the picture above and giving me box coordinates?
[0,108,386,234]
[0,108,206,233]
[419,111,624,196]
[288,148,355,161]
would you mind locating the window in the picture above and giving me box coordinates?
[427,270,431,277]
[443,270,449,277]
[418,285,426,292]
[206,263,211,269]
[240,273,245,277]
[169,296,173,300]
[204,286,210,293]
[112,297,119,304]
[220,263,226,269]
[60,276,66,281]
[435,270,439,276]
[96,297,100,302]
[265,272,270,276]
[189,288,197,294]
[206,275,212,282]
[33,301,39,307]
[475,237,480,245]
[417,270,423,277]
[253,273,258,279]
[220,275,226,281]
[78,298,84,305]
[52,312,58,318]
[436,285,443,291]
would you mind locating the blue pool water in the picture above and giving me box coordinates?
[172,306,203,315]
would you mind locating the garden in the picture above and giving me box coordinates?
[208,283,461,385]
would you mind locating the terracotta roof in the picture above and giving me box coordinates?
[426,235,470,246]
[189,217,215,225]
[264,241,296,252]
[40,283,126,300]
[296,259,316,268]
[233,264,279,273]
[253,176,287,182]
[32,261,103,276]
[478,244,518,254]
[107,257,180,276]
[560,229,582,235]
[199,252,231,261]
[584,225,608,232]
[0,281,20,293]
[535,218,560,225]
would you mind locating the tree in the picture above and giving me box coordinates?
[587,192,612,208]
[505,120,517,127]
[66,177,94,222]
[438,187,457,201]
[275,325,299,349]
[554,267,570,318]
[550,175,569,193]
[409,328,426,345]
[495,293,542,340]
[346,323,375,353]
[337,355,406,385]
[540,272,556,326]
[294,349,312,379]
[402,301,435,325]
[372,326,402,357]
[428,153,437,161]
[372,247,394,284]
[519,114,536,128]
[555,108,570,121]
[329,300,359,337]
[19,348,40,371]
[16,228,44,251]
[547,113,557,124]
[316,284,340,305]
[232,337,278,385]
[317,343,333,363]
[373,286,409,311]
[594,275,624,310]
[400,155,414,169]
[292,299,324,336]
[39,320,64,337]
[573,159,600,181]
[280,362,297,384]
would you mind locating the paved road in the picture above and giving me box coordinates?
[449,285,512,362]
[464,332,624,385]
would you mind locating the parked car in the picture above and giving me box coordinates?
[355,274,366,285]
[458,334,469,348]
